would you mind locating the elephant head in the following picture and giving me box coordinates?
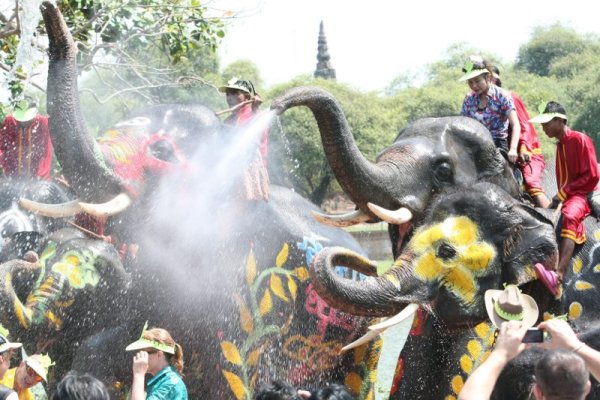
[40,2,221,209]
[0,228,129,338]
[309,183,557,325]
[271,87,520,257]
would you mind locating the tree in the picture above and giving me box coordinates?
[516,24,589,77]
[221,59,263,89]
[1,0,226,110]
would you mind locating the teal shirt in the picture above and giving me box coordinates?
[146,365,188,400]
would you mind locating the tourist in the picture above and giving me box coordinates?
[458,320,592,400]
[459,56,520,164]
[254,380,302,400]
[491,65,550,208]
[530,101,599,297]
[0,353,53,400]
[0,330,21,400]
[308,384,355,400]
[50,371,109,400]
[126,323,188,399]
[219,77,269,201]
[0,98,53,179]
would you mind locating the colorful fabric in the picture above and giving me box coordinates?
[146,365,188,400]
[461,85,515,140]
[555,128,600,243]
[509,92,546,197]
[0,115,53,179]
[0,368,34,400]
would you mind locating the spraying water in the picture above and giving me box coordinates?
[9,0,46,95]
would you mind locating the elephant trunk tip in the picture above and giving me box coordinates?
[269,102,286,116]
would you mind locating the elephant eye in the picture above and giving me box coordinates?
[436,242,457,260]
[433,162,454,184]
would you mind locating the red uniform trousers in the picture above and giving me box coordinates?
[561,194,591,244]
[520,152,546,198]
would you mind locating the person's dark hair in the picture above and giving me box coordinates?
[490,65,502,87]
[462,56,494,79]
[543,101,568,124]
[254,380,301,400]
[50,372,110,400]
[310,384,355,400]
[534,349,589,400]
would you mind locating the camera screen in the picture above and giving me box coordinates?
[522,328,544,343]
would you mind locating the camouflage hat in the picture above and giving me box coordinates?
[219,77,256,96]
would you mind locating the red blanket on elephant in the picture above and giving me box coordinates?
[0,114,53,179]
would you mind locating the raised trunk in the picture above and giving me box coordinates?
[42,2,123,202]
[310,246,426,317]
[271,87,404,219]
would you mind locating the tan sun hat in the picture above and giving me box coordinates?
[484,284,539,329]
[528,101,568,124]
[24,354,54,383]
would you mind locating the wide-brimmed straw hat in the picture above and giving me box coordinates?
[13,99,38,122]
[218,77,256,96]
[125,321,175,354]
[459,55,489,81]
[529,101,568,124]
[484,284,539,329]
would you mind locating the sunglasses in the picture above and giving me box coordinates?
[26,366,43,383]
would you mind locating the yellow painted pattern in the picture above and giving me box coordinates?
[410,216,497,305]
[594,264,600,273]
[572,257,583,274]
[594,229,600,241]
[451,375,464,394]
[575,281,594,291]
[467,340,482,359]
[474,323,490,339]
[460,354,473,374]
[569,302,583,320]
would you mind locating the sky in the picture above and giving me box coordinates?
[207,0,599,92]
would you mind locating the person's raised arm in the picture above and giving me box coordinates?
[507,110,520,164]
[539,319,600,381]
[131,351,149,400]
[458,321,528,400]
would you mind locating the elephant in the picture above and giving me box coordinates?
[270,86,521,259]
[1,3,381,398]
[308,181,600,399]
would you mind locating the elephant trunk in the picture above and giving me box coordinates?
[271,87,404,218]
[310,246,424,317]
[42,2,123,202]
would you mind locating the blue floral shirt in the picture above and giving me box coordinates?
[146,365,188,400]
[460,85,515,140]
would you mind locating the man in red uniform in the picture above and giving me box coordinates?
[491,66,550,207]
[531,101,599,296]
[0,99,53,179]
[219,78,269,200]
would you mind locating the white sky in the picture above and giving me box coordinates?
[208,0,599,91]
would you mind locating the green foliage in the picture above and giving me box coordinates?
[516,24,590,77]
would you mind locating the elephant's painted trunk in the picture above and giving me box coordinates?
[271,87,407,219]
[42,1,123,202]
[310,246,426,317]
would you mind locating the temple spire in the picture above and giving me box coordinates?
[314,21,336,80]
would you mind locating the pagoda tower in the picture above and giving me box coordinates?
[314,21,336,80]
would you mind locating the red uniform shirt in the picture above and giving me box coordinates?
[555,127,599,243]
[0,114,53,179]
[224,103,269,163]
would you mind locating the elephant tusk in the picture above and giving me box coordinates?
[341,329,382,353]
[310,209,370,227]
[19,198,82,218]
[367,303,419,331]
[367,203,412,225]
[78,193,133,217]
[341,304,419,352]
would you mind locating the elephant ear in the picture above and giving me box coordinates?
[502,204,558,285]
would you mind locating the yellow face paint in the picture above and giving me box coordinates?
[411,216,497,305]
